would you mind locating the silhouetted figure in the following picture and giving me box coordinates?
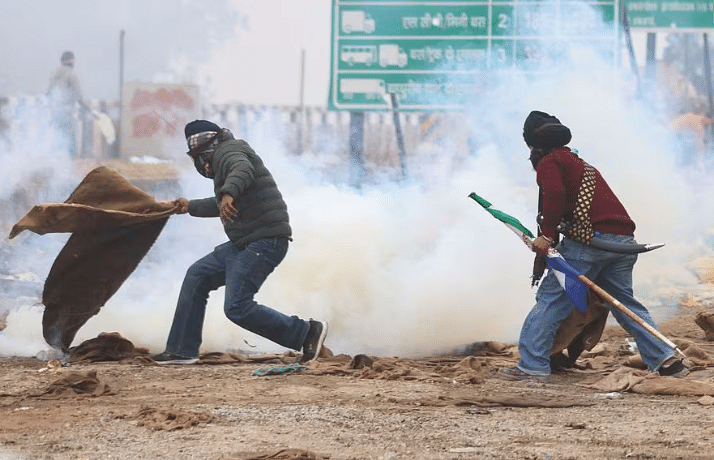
[48,51,84,157]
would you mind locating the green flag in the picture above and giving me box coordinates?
[468,192,534,249]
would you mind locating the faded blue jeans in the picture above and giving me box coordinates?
[164,237,309,358]
[517,233,674,376]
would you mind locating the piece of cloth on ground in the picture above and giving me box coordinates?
[68,332,153,364]
[441,341,513,357]
[38,370,113,397]
[695,311,714,341]
[619,338,714,371]
[197,351,300,365]
[584,366,714,395]
[251,363,308,376]
[131,406,213,431]
[9,166,179,351]
[307,354,487,384]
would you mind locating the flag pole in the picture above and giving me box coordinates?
[468,193,686,359]
[545,245,684,358]
[575,273,685,357]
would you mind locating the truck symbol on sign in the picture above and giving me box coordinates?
[342,10,376,33]
[340,78,386,100]
[379,44,408,68]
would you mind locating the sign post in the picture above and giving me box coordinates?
[624,0,714,31]
[329,0,620,111]
[625,0,714,123]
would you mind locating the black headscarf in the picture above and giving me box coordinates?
[523,111,572,169]
[523,111,572,148]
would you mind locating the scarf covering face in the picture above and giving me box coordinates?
[187,131,219,178]
[187,131,217,151]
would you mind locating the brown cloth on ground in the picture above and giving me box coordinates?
[695,311,714,341]
[306,353,486,384]
[585,366,714,396]
[40,370,113,397]
[8,166,179,352]
[68,332,154,364]
[584,341,714,395]
[129,406,213,431]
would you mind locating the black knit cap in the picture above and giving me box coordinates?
[184,120,221,139]
[523,111,572,149]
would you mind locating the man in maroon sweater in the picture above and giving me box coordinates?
[499,111,688,380]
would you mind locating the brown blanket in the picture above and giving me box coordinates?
[9,166,179,351]
[550,293,610,368]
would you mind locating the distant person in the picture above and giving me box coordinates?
[670,111,712,171]
[152,120,328,364]
[498,110,688,380]
[47,51,84,157]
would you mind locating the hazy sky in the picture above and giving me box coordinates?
[0,0,332,107]
[1,0,664,109]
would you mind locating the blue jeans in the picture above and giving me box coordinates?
[164,237,309,358]
[517,233,674,376]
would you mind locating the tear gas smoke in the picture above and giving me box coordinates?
[2,3,713,359]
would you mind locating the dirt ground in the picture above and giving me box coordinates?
[1,310,714,460]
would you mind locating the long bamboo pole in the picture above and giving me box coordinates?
[575,271,685,358]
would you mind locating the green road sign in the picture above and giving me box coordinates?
[625,0,714,31]
[329,0,619,111]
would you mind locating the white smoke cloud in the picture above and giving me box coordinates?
[1,1,713,359]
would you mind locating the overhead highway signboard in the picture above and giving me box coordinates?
[625,0,714,31]
[329,0,620,111]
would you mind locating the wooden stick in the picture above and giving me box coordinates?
[577,274,686,358]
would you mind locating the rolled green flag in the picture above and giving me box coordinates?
[468,192,535,249]
[468,192,663,254]
[469,192,588,312]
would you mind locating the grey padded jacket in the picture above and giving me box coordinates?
[188,132,291,246]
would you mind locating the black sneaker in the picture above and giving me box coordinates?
[152,351,198,365]
[658,359,689,378]
[299,320,328,363]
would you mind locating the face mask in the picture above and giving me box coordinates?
[529,148,547,170]
[186,132,219,178]
[192,152,215,178]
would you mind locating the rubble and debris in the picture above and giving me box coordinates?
[695,311,714,341]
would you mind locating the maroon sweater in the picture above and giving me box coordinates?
[536,147,635,241]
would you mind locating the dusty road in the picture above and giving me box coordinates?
[1,311,714,460]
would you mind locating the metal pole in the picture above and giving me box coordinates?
[298,48,305,155]
[349,111,365,189]
[703,34,714,119]
[389,93,408,180]
[117,29,125,158]
[644,32,656,102]
[621,1,640,99]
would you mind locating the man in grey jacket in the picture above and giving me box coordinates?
[152,120,327,364]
